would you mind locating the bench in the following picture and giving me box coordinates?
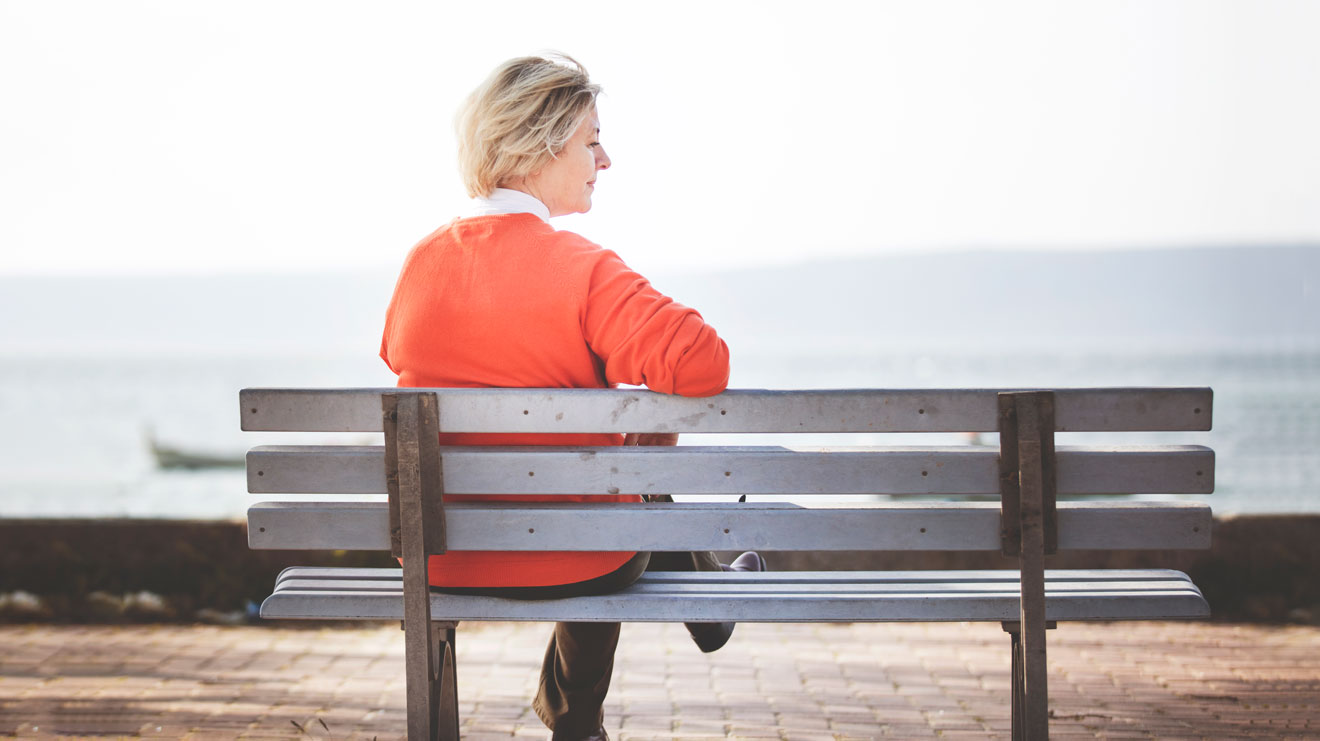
[240,387,1215,741]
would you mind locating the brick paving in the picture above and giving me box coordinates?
[0,621,1317,739]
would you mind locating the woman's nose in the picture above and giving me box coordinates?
[596,146,611,170]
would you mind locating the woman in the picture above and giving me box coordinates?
[379,54,763,741]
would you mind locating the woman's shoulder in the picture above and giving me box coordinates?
[542,229,633,278]
[445,214,599,247]
[485,218,619,267]
[407,214,623,276]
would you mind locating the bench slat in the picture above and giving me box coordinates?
[271,566,1198,586]
[246,501,1212,552]
[247,445,1215,496]
[240,387,1212,434]
[259,568,1209,622]
[276,577,1200,596]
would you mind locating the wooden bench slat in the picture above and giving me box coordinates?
[262,589,1211,622]
[246,501,1213,552]
[258,568,1209,622]
[271,567,1199,586]
[240,387,1213,434]
[247,444,1215,496]
[274,577,1200,596]
[636,569,1199,584]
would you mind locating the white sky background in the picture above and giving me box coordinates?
[2,0,1318,276]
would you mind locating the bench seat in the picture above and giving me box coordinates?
[261,567,1209,623]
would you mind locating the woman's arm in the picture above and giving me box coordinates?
[582,250,730,397]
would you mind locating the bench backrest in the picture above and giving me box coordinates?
[241,387,1213,555]
[244,387,1213,741]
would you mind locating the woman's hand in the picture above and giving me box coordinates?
[623,433,679,447]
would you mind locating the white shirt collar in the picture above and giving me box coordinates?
[467,188,551,223]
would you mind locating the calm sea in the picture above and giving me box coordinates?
[1,342,1315,519]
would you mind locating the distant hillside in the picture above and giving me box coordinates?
[654,245,1320,349]
[1,245,1316,354]
[0,270,398,354]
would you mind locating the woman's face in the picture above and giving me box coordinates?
[523,107,611,217]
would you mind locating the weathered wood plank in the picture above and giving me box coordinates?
[246,501,1213,552]
[271,566,1202,588]
[246,445,1215,496]
[275,576,1201,596]
[258,568,1210,622]
[240,387,1213,434]
[385,393,443,741]
[1007,393,1051,739]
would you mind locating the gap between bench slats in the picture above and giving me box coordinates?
[246,501,1212,551]
[240,387,1212,434]
[246,445,1214,496]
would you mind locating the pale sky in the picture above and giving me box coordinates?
[2,0,1318,276]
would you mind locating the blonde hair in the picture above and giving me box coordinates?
[456,54,601,198]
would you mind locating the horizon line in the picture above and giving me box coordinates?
[1,242,1317,280]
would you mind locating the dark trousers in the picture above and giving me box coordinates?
[434,550,722,736]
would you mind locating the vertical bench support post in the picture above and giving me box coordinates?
[999,391,1057,741]
[384,392,457,741]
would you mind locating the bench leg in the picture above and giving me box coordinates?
[389,392,458,740]
[1003,621,1054,741]
[999,392,1057,741]
[406,619,460,741]
[434,622,460,741]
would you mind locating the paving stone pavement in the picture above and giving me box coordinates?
[0,620,1317,739]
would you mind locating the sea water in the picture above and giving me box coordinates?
[1,342,1315,519]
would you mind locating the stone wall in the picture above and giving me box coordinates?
[2,516,1316,623]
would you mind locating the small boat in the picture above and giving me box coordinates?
[147,434,245,470]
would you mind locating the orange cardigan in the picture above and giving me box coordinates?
[380,213,730,587]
